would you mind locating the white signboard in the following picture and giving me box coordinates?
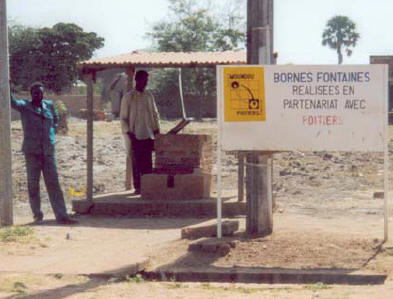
[217,65,388,152]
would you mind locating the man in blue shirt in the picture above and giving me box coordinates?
[11,82,77,225]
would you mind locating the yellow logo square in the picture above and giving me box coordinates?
[223,67,266,122]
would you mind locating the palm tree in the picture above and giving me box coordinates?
[322,16,360,64]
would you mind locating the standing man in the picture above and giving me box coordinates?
[109,68,135,118]
[120,70,160,194]
[10,82,77,225]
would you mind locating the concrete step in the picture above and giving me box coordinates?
[72,194,245,218]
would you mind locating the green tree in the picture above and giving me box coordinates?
[322,16,360,64]
[147,0,245,118]
[149,0,244,52]
[9,22,104,93]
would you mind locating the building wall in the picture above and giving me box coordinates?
[11,94,103,121]
[11,93,216,121]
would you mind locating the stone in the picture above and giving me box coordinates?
[181,220,239,240]
[188,238,236,257]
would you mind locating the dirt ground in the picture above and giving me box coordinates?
[2,118,393,298]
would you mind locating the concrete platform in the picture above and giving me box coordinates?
[72,191,246,218]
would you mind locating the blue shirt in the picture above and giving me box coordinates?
[11,94,58,155]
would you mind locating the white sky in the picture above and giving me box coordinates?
[6,0,393,65]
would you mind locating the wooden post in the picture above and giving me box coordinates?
[247,0,274,65]
[125,156,132,190]
[238,152,245,201]
[246,0,274,235]
[124,67,135,190]
[0,0,13,226]
[84,72,94,202]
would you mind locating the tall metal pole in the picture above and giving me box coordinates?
[0,0,13,226]
[246,0,273,235]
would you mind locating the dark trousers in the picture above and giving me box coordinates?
[131,138,154,191]
[24,153,68,221]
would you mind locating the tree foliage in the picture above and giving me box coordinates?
[148,0,245,52]
[322,16,360,64]
[147,0,245,118]
[9,22,104,94]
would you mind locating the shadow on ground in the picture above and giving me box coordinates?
[25,215,212,230]
[147,232,388,285]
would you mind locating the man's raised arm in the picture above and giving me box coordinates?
[10,93,27,112]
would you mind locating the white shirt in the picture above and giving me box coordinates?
[120,89,160,140]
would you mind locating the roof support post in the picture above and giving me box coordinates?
[83,72,95,202]
[125,67,135,190]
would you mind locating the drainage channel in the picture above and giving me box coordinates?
[141,270,387,285]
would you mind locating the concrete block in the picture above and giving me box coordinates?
[154,134,212,172]
[141,173,211,200]
[181,220,239,240]
[72,199,94,214]
[188,238,238,256]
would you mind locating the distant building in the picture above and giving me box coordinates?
[370,56,393,111]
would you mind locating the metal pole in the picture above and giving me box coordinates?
[0,0,13,226]
[384,65,390,242]
[216,66,223,238]
[178,68,187,119]
[217,123,222,238]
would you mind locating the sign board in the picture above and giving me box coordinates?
[217,65,388,152]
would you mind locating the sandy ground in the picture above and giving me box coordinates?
[2,118,393,298]
[10,118,392,217]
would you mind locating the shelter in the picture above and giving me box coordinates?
[76,50,246,212]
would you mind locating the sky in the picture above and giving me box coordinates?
[6,0,393,65]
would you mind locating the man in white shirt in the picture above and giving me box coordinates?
[120,70,160,194]
[109,68,134,118]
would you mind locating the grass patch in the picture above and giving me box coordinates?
[12,282,28,294]
[199,283,295,294]
[0,226,35,243]
[54,273,64,280]
[166,282,188,289]
[0,278,30,294]
[0,273,89,296]
[382,247,393,256]
[303,282,332,291]
[124,274,145,283]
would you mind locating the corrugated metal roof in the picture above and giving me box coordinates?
[370,55,393,65]
[78,50,246,71]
